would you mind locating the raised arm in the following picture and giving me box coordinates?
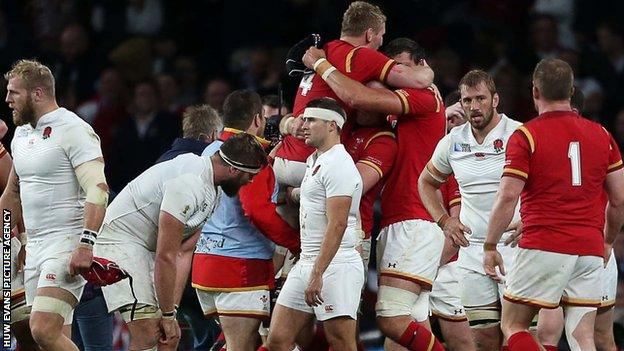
[386,61,434,89]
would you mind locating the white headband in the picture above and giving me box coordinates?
[218,149,262,174]
[303,107,345,129]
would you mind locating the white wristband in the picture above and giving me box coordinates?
[321,67,337,81]
[313,58,328,71]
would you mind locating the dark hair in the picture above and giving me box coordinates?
[306,97,347,120]
[341,1,386,37]
[533,58,574,101]
[219,133,268,169]
[444,90,461,106]
[222,90,262,130]
[571,86,585,112]
[459,70,497,96]
[382,38,426,63]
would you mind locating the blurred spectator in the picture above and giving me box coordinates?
[559,49,604,122]
[156,73,184,117]
[594,22,624,120]
[51,23,103,109]
[262,94,289,147]
[429,48,463,97]
[152,35,178,74]
[108,80,179,191]
[173,56,200,106]
[76,68,129,158]
[125,0,163,36]
[203,78,232,113]
[533,0,576,49]
[261,94,290,118]
[231,47,281,95]
[108,37,153,84]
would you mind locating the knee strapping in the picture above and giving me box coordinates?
[465,305,500,329]
[410,291,431,322]
[31,296,73,322]
[375,286,419,317]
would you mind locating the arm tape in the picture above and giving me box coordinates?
[75,160,109,207]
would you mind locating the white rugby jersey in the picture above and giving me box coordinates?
[98,153,220,251]
[12,108,102,239]
[299,144,362,263]
[431,114,522,243]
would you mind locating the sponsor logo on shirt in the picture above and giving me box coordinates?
[312,165,321,176]
[475,152,486,160]
[182,205,190,216]
[324,305,334,313]
[45,273,56,281]
[453,143,471,152]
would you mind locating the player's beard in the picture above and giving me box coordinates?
[13,96,36,126]
[220,174,246,197]
[469,105,494,130]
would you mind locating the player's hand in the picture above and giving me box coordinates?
[158,318,181,349]
[302,47,327,70]
[290,116,305,140]
[483,249,505,283]
[442,217,471,247]
[604,243,613,268]
[445,101,466,121]
[69,245,93,276]
[305,272,323,307]
[17,245,26,273]
[504,220,523,247]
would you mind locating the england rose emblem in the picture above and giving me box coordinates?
[493,138,504,153]
[42,126,52,139]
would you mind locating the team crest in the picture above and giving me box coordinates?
[453,143,471,152]
[493,139,504,153]
[182,205,190,215]
[42,126,52,139]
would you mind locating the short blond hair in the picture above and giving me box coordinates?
[182,104,223,139]
[4,59,55,97]
[341,1,386,37]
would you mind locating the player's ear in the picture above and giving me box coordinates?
[532,85,539,100]
[492,92,500,109]
[365,28,373,43]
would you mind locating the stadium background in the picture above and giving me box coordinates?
[2,0,624,349]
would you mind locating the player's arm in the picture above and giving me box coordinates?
[0,144,12,192]
[386,62,434,90]
[174,229,201,305]
[356,133,397,193]
[156,211,184,314]
[69,157,110,275]
[312,60,404,115]
[483,177,524,248]
[604,168,624,247]
[306,195,352,307]
[418,162,450,226]
[0,166,22,228]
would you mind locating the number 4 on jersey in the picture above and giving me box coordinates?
[568,141,582,186]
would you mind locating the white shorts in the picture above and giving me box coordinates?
[601,250,617,308]
[24,234,86,306]
[505,248,602,308]
[94,242,156,313]
[273,157,307,187]
[277,260,364,321]
[377,220,444,290]
[196,289,270,320]
[430,261,467,322]
[11,237,29,323]
[457,243,516,307]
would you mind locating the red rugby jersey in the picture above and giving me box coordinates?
[504,111,623,257]
[380,87,446,227]
[344,126,397,238]
[441,175,461,262]
[277,39,396,162]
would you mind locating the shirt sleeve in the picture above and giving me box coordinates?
[502,128,532,181]
[430,135,453,175]
[349,47,396,83]
[0,142,7,159]
[160,174,203,224]
[393,88,441,116]
[607,132,623,173]
[320,159,360,198]
[357,132,397,178]
[61,123,103,168]
[443,175,461,209]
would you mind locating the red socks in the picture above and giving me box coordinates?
[398,321,445,351]
[507,331,540,351]
[501,347,509,351]
[257,347,269,351]
[542,345,558,351]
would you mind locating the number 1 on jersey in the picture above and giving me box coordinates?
[568,141,582,186]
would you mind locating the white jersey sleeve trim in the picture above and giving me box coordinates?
[430,134,453,175]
